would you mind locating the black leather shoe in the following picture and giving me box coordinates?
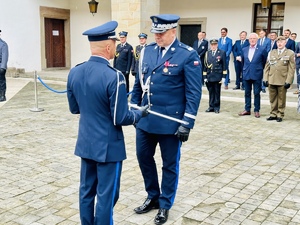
[214,110,220,113]
[134,198,159,214]
[233,86,240,90]
[266,116,277,121]
[277,118,283,122]
[154,208,169,225]
[205,108,214,112]
[261,89,266,93]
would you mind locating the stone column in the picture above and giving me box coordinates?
[111,0,160,46]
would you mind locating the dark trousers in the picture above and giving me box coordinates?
[123,73,130,93]
[224,57,230,86]
[136,128,181,209]
[234,60,243,87]
[244,79,261,112]
[0,68,6,92]
[297,65,300,89]
[207,81,221,110]
[79,158,122,225]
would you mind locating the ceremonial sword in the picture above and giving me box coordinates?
[128,103,189,125]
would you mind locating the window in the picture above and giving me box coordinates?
[253,3,285,35]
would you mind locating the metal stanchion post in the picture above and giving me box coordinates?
[30,71,44,112]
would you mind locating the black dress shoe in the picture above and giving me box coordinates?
[205,108,214,112]
[261,89,266,93]
[266,116,277,121]
[233,86,240,90]
[277,118,283,122]
[154,208,169,225]
[241,87,245,90]
[214,110,220,113]
[134,198,159,214]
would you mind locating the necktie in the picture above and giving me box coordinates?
[260,38,264,46]
[198,40,201,48]
[241,40,244,46]
[157,47,165,63]
[279,50,282,55]
[212,51,215,56]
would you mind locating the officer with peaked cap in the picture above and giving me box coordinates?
[0,29,9,102]
[130,14,202,224]
[113,31,133,93]
[67,21,149,225]
[131,33,148,76]
[263,35,296,122]
[203,38,227,113]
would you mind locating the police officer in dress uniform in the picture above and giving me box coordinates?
[131,33,147,76]
[263,36,296,122]
[113,31,133,93]
[0,30,9,102]
[130,14,202,225]
[67,21,148,225]
[203,38,227,113]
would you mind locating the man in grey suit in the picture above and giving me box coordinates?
[0,30,9,102]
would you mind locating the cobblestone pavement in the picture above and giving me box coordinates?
[1,72,300,225]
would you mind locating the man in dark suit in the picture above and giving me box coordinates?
[67,21,148,225]
[114,31,133,92]
[218,27,232,89]
[295,42,300,94]
[238,33,268,118]
[258,29,271,93]
[203,38,227,113]
[270,32,278,50]
[232,31,249,90]
[193,31,208,85]
[0,30,8,102]
[284,29,296,51]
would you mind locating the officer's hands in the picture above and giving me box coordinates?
[139,105,149,117]
[175,125,190,142]
[263,81,269,87]
[284,83,291,89]
[204,78,208,83]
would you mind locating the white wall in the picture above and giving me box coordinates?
[69,0,112,67]
[0,0,70,72]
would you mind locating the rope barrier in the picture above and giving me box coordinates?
[37,75,67,94]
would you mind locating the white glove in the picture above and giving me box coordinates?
[222,78,226,84]
[204,78,208,83]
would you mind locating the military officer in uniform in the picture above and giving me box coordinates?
[0,30,9,102]
[131,33,147,76]
[130,14,202,225]
[114,31,133,93]
[263,36,296,122]
[203,38,227,113]
[67,21,148,225]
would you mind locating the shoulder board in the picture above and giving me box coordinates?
[107,64,118,71]
[75,61,86,67]
[178,42,194,51]
[146,42,156,47]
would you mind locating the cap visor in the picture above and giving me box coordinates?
[150,28,167,34]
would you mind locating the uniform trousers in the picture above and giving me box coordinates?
[296,65,300,89]
[244,79,261,112]
[136,128,181,210]
[268,84,287,118]
[207,81,221,110]
[234,60,243,88]
[79,158,122,225]
[0,68,6,91]
[123,73,130,93]
[224,57,230,86]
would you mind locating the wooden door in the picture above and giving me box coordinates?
[45,18,65,68]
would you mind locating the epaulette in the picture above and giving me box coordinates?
[178,42,194,51]
[75,61,86,67]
